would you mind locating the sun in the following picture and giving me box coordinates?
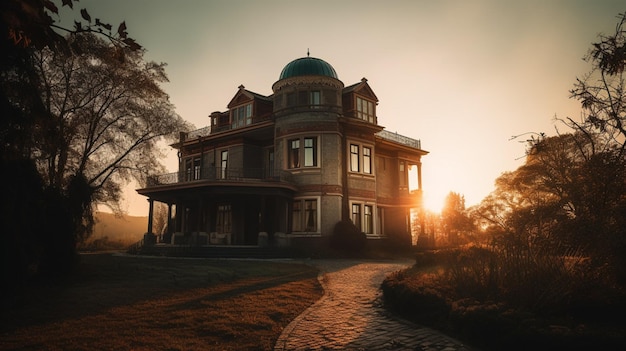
[422,191,445,214]
[408,166,445,213]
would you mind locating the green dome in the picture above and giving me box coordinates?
[279,57,338,80]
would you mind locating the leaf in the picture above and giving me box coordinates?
[62,0,74,9]
[44,0,59,14]
[117,21,127,38]
[81,8,91,22]
[123,38,142,51]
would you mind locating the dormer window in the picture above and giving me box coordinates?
[231,103,252,128]
[356,96,375,123]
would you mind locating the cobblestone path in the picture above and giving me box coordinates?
[274,259,473,351]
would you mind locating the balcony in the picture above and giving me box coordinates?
[181,115,273,141]
[376,130,421,149]
[146,167,293,187]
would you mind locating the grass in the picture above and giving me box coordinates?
[0,253,323,351]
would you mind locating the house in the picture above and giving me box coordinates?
[136,55,428,249]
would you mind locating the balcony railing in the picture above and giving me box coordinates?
[186,126,211,139]
[147,167,293,187]
[181,115,273,141]
[376,130,421,149]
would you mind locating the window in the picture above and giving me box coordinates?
[304,137,317,167]
[364,205,373,234]
[351,203,361,231]
[185,159,192,181]
[350,144,373,174]
[193,157,201,180]
[363,147,372,174]
[399,161,406,187]
[288,139,300,168]
[220,150,228,179]
[356,96,375,123]
[292,201,302,232]
[350,144,359,172]
[292,199,317,232]
[304,199,317,231]
[185,158,202,181]
[216,204,232,233]
[289,137,318,169]
[231,103,252,128]
[310,91,320,107]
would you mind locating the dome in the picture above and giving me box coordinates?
[279,56,338,80]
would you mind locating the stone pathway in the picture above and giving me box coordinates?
[274,259,473,351]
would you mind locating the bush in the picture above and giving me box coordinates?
[382,247,626,350]
[329,220,366,253]
[382,269,450,328]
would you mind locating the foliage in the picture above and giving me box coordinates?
[3,0,140,52]
[383,248,626,351]
[0,0,187,297]
[473,132,626,283]
[566,12,626,155]
[441,192,474,245]
[30,32,190,216]
[384,12,626,351]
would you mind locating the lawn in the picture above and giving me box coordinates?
[0,253,323,351]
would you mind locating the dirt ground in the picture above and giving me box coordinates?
[0,253,323,351]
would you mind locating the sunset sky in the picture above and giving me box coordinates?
[60,0,625,216]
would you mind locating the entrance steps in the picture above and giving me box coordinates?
[135,244,293,259]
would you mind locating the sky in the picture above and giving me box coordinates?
[60,0,625,216]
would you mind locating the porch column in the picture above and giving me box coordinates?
[147,199,154,234]
[167,203,173,235]
[416,161,423,191]
[143,198,156,246]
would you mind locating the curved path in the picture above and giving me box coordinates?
[274,259,473,351]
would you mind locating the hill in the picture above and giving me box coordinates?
[81,212,148,250]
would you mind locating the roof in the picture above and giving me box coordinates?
[279,56,338,80]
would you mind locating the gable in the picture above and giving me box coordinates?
[343,78,378,102]
[354,82,378,102]
[227,88,254,109]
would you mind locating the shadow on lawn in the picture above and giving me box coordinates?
[0,253,319,333]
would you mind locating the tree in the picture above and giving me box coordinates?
[1,0,186,291]
[566,12,626,156]
[441,192,473,245]
[563,11,626,281]
[31,33,189,225]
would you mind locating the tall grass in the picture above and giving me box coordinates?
[439,246,594,314]
[383,246,626,350]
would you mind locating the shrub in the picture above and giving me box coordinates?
[382,270,450,328]
[329,220,366,253]
[383,247,626,350]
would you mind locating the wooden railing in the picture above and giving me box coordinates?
[147,167,293,187]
